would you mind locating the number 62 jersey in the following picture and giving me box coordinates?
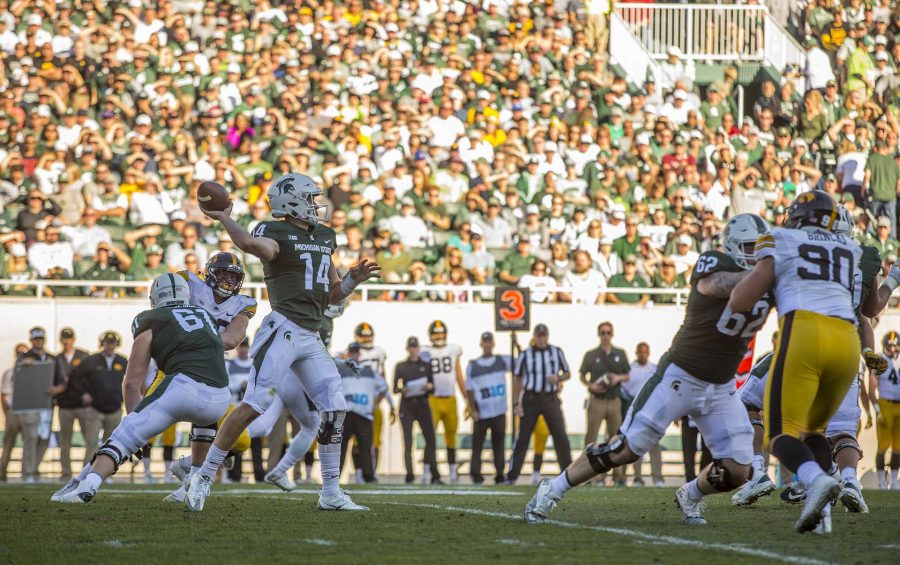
[755,228,861,322]
[667,250,773,384]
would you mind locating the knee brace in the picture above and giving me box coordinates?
[190,426,217,444]
[584,436,625,474]
[707,459,747,492]
[830,434,863,460]
[317,410,346,445]
[91,439,131,473]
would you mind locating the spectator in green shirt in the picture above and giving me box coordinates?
[612,214,642,259]
[498,239,535,285]
[606,255,649,305]
[864,141,900,237]
[650,258,687,304]
[375,234,413,283]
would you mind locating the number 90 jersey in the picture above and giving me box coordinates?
[132,306,229,388]
[668,250,773,384]
[755,228,861,322]
[422,344,463,397]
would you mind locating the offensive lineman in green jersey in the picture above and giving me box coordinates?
[187,173,380,512]
[526,214,772,526]
[53,274,233,503]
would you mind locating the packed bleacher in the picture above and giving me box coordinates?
[0,0,898,303]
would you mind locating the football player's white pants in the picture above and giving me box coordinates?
[739,371,766,412]
[621,363,754,464]
[109,374,231,459]
[244,312,346,415]
[247,371,321,438]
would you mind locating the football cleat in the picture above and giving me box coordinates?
[169,457,192,482]
[796,475,840,534]
[317,489,369,511]
[51,478,80,502]
[264,470,296,492]
[59,482,97,504]
[674,485,707,525]
[811,512,832,535]
[838,479,868,513]
[525,479,559,524]
[185,474,213,512]
[780,481,806,504]
[164,485,187,503]
[732,471,776,506]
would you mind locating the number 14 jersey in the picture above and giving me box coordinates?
[756,228,861,322]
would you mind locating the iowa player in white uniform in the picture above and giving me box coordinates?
[728,191,861,534]
[871,331,900,489]
[140,253,257,502]
[526,214,770,526]
[421,320,465,482]
[188,173,379,512]
[353,323,394,480]
[53,275,232,503]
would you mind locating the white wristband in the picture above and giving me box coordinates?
[862,347,874,356]
[340,274,359,296]
[885,271,900,292]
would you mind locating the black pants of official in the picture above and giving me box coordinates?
[680,416,713,481]
[471,414,507,483]
[340,412,375,482]
[399,397,439,480]
[509,392,572,482]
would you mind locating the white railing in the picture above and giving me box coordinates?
[0,279,691,305]
[610,12,662,87]
[615,3,803,70]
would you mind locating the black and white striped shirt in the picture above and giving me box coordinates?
[514,345,569,394]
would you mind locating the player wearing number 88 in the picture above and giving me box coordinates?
[525,214,770,526]
[728,190,862,534]
[54,274,232,503]
[187,173,381,513]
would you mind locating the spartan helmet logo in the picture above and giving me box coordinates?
[277,178,297,196]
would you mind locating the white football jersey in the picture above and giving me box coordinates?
[357,345,387,380]
[755,228,860,321]
[878,355,900,401]
[422,343,463,397]
[179,270,257,330]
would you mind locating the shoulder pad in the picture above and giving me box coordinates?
[251,221,275,239]
[691,250,738,282]
[238,297,258,320]
[131,309,155,338]
[175,270,191,282]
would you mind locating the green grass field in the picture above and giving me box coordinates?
[1,483,898,564]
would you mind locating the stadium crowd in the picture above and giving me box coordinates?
[0,0,898,305]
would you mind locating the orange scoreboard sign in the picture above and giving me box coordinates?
[494,287,530,332]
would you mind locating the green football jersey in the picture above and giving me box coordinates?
[131,306,228,388]
[251,220,337,331]
[667,251,774,384]
[857,245,881,312]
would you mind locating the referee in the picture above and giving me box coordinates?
[507,324,573,484]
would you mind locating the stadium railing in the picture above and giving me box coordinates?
[0,279,692,305]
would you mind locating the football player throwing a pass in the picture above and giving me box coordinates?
[187,173,379,512]
[526,214,770,526]
[727,191,862,534]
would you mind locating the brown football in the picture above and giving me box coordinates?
[198,180,230,211]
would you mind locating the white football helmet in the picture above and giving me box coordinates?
[831,204,853,236]
[268,173,327,225]
[150,273,191,308]
[723,213,770,270]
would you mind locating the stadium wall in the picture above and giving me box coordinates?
[2,299,892,475]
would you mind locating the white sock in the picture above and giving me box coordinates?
[274,427,317,475]
[84,472,102,491]
[821,500,832,518]
[840,467,857,482]
[318,442,341,495]
[685,479,705,500]
[142,457,151,474]
[76,463,93,482]
[797,461,825,488]
[752,454,766,473]
[200,445,228,479]
[549,471,573,499]
[891,468,899,485]
[423,464,431,478]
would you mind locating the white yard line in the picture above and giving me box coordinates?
[303,539,336,546]
[100,487,520,497]
[377,502,836,565]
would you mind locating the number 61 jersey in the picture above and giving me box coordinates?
[667,250,773,384]
[132,306,229,388]
[755,228,861,322]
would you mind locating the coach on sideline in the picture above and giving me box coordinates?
[507,324,573,484]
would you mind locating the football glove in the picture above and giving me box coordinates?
[863,349,888,373]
